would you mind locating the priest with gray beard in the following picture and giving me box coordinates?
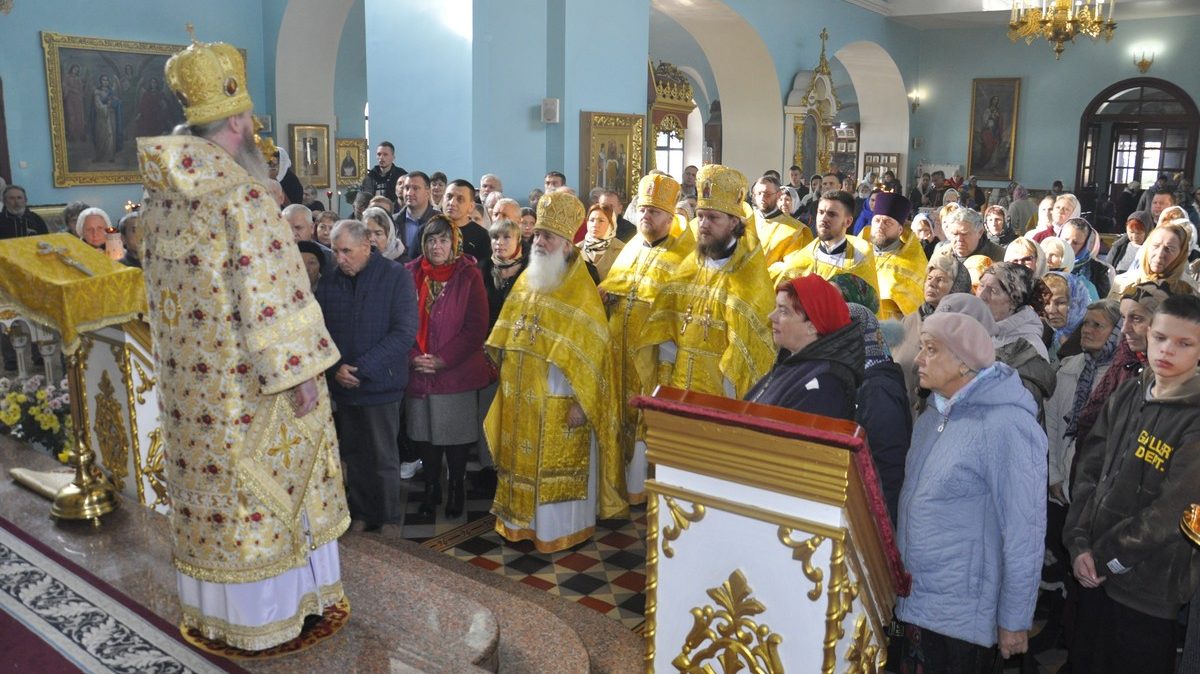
[484,191,627,553]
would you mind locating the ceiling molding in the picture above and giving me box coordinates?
[842,0,893,15]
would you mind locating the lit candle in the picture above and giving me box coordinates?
[1109,0,1115,20]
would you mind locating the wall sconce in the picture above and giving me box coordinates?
[1134,49,1155,73]
[908,91,921,113]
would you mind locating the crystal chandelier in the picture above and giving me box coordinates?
[1008,0,1117,60]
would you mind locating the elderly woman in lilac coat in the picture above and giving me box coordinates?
[897,312,1046,670]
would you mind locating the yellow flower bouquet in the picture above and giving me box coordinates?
[0,375,71,462]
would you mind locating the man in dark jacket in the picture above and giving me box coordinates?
[1065,294,1200,673]
[0,185,49,240]
[360,141,406,199]
[316,219,418,531]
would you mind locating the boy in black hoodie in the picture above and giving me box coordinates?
[1065,293,1200,673]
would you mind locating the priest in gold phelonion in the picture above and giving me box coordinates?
[486,191,628,553]
[637,164,775,401]
[136,30,350,650]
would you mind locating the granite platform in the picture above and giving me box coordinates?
[0,437,644,672]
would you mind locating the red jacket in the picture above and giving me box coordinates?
[404,256,494,397]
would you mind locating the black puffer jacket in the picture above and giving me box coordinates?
[1065,371,1200,619]
[744,321,865,421]
[856,361,911,525]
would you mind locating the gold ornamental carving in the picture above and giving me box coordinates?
[132,358,156,404]
[644,489,661,670]
[93,370,129,492]
[661,495,706,558]
[673,569,783,674]
[143,429,169,507]
[845,615,881,674]
[779,528,826,600]
[653,61,694,106]
[822,538,858,674]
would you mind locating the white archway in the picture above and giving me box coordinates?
[275,0,356,176]
[652,0,782,175]
[832,42,910,183]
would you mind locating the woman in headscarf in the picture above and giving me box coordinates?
[1032,193,1081,243]
[985,204,1017,247]
[852,189,880,236]
[1059,217,1112,300]
[268,147,304,206]
[1112,219,1196,295]
[1043,271,1090,362]
[1041,236,1073,273]
[1005,236,1049,278]
[1045,298,1121,504]
[577,203,624,283]
[847,303,910,525]
[891,249,972,412]
[405,216,493,519]
[912,212,938,259]
[744,274,864,421]
[897,311,1044,670]
[1104,210,1151,274]
[481,218,526,330]
[1028,194,1057,240]
[974,263,1057,421]
[1007,183,1038,234]
[941,188,960,206]
[777,185,803,220]
[362,206,405,261]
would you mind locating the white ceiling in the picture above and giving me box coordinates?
[854,0,1200,29]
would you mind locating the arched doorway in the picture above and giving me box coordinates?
[832,41,909,187]
[1076,77,1199,199]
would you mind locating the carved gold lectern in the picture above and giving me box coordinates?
[0,233,151,521]
[633,387,910,673]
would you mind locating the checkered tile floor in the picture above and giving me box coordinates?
[404,468,648,631]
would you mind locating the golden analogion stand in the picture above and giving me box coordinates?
[0,234,148,523]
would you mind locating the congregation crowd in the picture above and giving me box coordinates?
[6,124,1200,672]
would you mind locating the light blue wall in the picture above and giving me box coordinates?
[556,0,651,192]
[910,14,1200,192]
[365,0,474,183]
[0,0,271,220]
[473,0,549,201]
[335,0,366,140]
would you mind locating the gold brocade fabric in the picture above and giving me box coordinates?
[779,234,882,312]
[485,256,627,529]
[753,211,813,280]
[137,135,348,586]
[0,233,148,354]
[873,231,928,320]
[599,229,696,459]
[636,238,775,400]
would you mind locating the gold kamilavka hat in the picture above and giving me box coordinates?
[637,173,681,213]
[535,191,586,242]
[164,25,254,126]
[696,164,748,219]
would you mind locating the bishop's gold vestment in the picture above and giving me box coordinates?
[637,237,775,400]
[138,136,349,646]
[486,255,627,549]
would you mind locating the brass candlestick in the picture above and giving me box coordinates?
[51,346,118,523]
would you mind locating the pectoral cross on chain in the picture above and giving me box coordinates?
[679,305,715,339]
[512,313,543,345]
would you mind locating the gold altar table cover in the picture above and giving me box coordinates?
[0,233,147,354]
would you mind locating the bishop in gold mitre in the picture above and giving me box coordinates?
[598,173,694,504]
[862,192,927,320]
[486,191,628,553]
[136,30,349,650]
[777,189,882,311]
[637,164,775,401]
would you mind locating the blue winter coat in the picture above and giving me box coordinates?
[896,363,1047,647]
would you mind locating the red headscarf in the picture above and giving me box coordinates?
[785,274,851,335]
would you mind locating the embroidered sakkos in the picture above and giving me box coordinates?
[137,135,349,586]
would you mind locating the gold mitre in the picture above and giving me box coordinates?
[696,164,747,219]
[535,191,585,242]
[164,28,253,126]
[636,173,681,213]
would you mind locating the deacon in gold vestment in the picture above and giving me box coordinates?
[486,192,627,553]
[137,35,348,650]
[637,165,775,400]
[778,189,881,311]
[750,175,813,281]
[866,192,927,320]
[598,173,694,503]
